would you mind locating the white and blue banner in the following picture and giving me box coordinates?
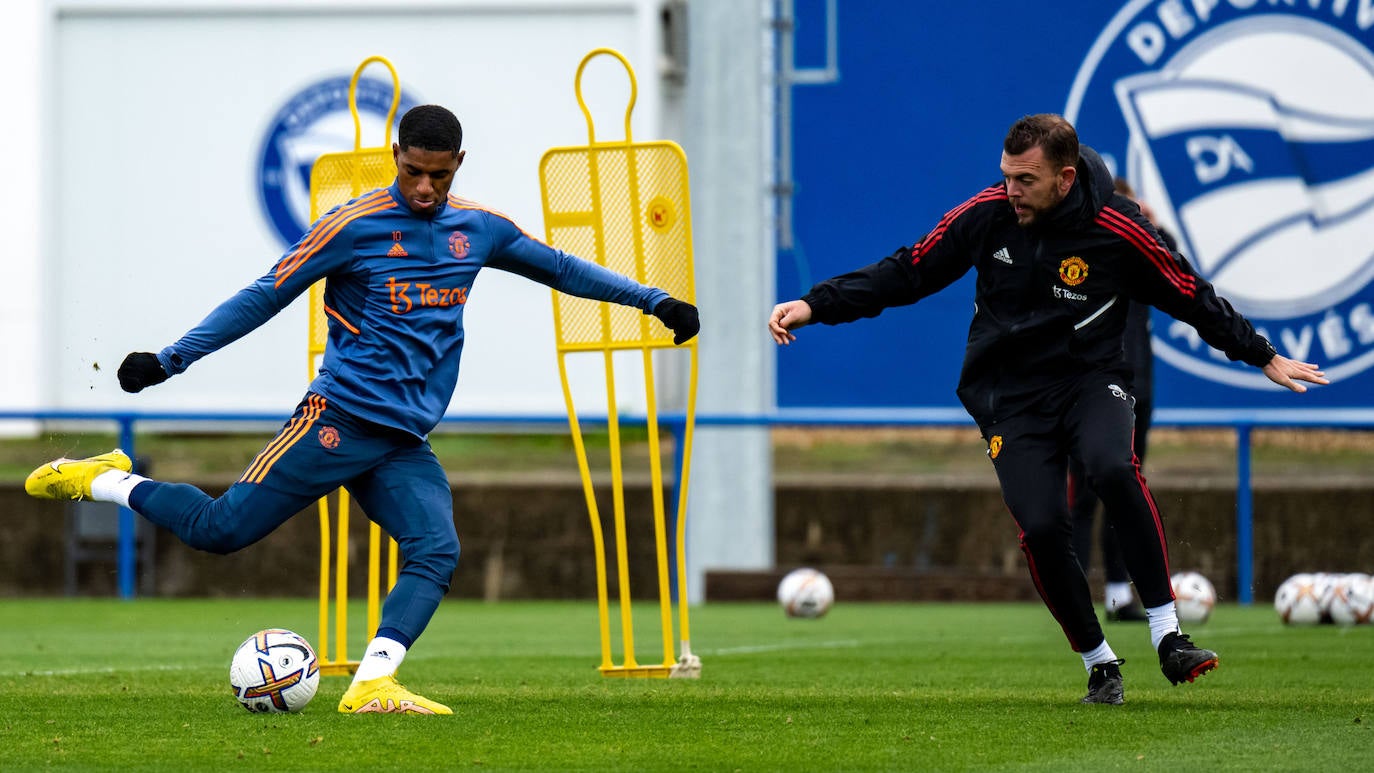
[256,76,420,247]
[781,0,1374,413]
[48,3,661,415]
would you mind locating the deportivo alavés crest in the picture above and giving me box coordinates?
[1067,0,1374,388]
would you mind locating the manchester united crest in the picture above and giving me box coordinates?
[1059,256,1089,286]
[448,231,470,259]
[318,426,341,449]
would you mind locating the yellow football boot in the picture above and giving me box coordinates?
[25,449,133,501]
[337,676,451,715]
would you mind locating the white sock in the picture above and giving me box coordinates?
[1080,640,1118,671]
[1146,602,1180,650]
[352,636,407,682]
[90,470,149,507]
[1105,582,1135,611]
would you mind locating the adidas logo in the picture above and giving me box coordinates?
[388,242,408,257]
[992,246,1012,264]
[374,650,390,660]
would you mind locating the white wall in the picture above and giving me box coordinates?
[0,0,44,433]
[42,0,664,416]
[681,0,774,603]
[12,0,779,607]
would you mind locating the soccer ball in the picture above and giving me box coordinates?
[1313,572,1340,624]
[777,568,834,619]
[1171,571,1216,623]
[229,629,320,713]
[1274,573,1324,625]
[1328,573,1374,626]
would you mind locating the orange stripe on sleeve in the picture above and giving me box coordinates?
[296,191,388,254]
[285,190,388,268]
[274,193,396,288]
[447,195,543,242]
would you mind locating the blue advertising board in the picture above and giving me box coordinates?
[778,0,1374,414]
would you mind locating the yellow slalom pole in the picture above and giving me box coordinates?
[602,348,637,669]
[317,497,331,669]
[540,47,700,678]
[388,538,399,589]
[367,522,382,639]
[334,489,350,666]
[310,55,403,675]
[641,347,676,668]
[557,352,615,671]
[675,349,700,660]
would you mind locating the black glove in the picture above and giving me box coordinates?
[652,298,700,345]
[118,352,170,393]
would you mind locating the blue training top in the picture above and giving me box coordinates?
[157,180,669,437]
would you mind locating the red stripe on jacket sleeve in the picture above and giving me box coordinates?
[1095,207,1196,297]
[914,185,1008,262]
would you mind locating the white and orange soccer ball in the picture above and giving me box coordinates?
[229,628,320,713]
[1274,573,1325,625]
[777,568,834,619]
[1327,573,1374,626]
[1171,571,1216,623]
[1313,572,1341,623]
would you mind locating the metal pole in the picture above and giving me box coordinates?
[117,415,137,600]
[1235,424,1253,605]
[773,0,839,250]
[667,416,686,604]
[775,0,796,250]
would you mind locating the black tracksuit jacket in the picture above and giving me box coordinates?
[801,147,1276,427]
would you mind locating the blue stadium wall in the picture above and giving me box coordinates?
[778,0,1374,413]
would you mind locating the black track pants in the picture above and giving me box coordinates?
[982,376,1173,652]
[1068,388,1152,584]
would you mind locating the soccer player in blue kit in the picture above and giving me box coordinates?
[25,105,700,715]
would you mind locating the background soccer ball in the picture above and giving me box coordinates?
[229,628,320,713]
[1274,573,1324,625]
[1327,573,1374,626]
[777,567,834,619]
[1171,571,1216,623]
[1312,572,1340,624]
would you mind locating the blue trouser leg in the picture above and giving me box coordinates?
[131,479,323,554]
[127,392,459,648]
[346,443,459,647]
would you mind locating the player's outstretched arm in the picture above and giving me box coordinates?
[768,300,813,345]
[117,352,170,394]
[1261,354,1329,393]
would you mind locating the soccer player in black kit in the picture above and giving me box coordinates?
[1068,177,1174,624]
[768,114,1327,704]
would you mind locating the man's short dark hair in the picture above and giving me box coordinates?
[1004,114,1078,170]
[398,105,463,155]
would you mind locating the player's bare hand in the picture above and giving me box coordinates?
[769,300,813,345]
[1262,355,1328,393]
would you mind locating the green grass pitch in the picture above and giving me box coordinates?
[1,598,1370,771]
